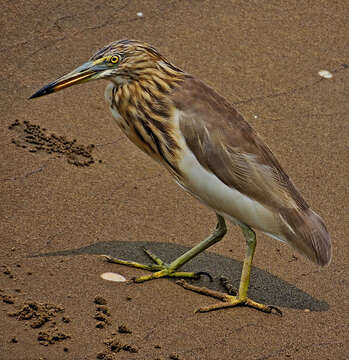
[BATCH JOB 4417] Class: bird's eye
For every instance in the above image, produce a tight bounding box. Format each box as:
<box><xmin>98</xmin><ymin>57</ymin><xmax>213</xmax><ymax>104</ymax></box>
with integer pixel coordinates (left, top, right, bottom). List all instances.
<box><xmin>110</xmin><ymin>55</ymin><xmax>120</xmax><ymax>64</ymax></box>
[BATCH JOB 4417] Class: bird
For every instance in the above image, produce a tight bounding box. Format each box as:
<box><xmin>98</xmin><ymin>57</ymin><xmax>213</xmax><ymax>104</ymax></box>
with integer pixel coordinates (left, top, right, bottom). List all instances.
<box><xmin>30</xmin><ymin>39</ymin><xmax>332</xmax><ymax>315</ymax></box>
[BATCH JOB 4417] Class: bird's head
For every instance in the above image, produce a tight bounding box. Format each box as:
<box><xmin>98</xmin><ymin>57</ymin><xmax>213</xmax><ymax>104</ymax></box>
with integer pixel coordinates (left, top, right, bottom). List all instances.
<box><xmin>30</xmin><ymin>39</ymin><xmax>183</xmax><ymax>99</ymax></box>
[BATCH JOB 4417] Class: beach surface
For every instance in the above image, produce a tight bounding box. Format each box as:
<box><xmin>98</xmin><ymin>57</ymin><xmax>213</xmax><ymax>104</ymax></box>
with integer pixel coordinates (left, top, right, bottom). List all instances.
<box><xmin>1</xmin><ymin>1</ymin><xmax>348</xmax><ymax>359</ymax></box>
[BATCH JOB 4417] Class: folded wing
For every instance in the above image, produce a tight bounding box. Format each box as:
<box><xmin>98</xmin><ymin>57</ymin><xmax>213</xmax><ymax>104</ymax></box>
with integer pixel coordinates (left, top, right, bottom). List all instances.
<box><xmin>172</xmin><ymin>76</ymin><xmax>332</xmax><ymax>266</ymax></box>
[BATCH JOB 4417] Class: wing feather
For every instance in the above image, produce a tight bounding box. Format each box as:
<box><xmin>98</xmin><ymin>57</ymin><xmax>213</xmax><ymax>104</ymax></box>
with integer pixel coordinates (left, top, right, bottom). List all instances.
<box><xmin>173</xmin><ymin>76</ymin><xmax>306</xmax><ymax>211</ymax></box>
<box><xmin>171</xmin><ymin>76</ymin><xmax>331</xmax><ymax>265</ymax></box>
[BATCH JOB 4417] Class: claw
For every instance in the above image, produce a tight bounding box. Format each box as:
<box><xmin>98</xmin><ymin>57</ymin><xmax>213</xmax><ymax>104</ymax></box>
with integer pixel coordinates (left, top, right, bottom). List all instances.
<box><xmin>194</xmin><ymin>271</ymin><xmax>213</xmax><ymax>282</ymax></box>
<box><xmin>101</xmin><ymin>255</ymin><xmax>112</xmax><ymax>262</ymax></box>
<box><xmin>219</xmin><ymin>277</ymin><xmax>237</xmax><ymax>295</ymax></box>
<box><xmin>268</xmin><ymin>305</ymin><xmax>283</xmax><ymax>317</ymax></box>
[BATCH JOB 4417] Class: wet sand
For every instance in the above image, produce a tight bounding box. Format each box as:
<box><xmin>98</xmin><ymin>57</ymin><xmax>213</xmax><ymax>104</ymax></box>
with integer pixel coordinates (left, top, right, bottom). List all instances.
<box><xmin>1</xmin><ymin>1</ymin><xmax>348</xmax><ymax>359</ymax></box>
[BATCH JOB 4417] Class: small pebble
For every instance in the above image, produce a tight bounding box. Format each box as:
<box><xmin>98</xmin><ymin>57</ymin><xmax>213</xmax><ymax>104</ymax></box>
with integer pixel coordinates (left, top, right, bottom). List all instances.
<box><xmin>10</xmin><ymin>337</ymin><xmax>18</xmax><ymax>343</ymax></box>
<box><xmin>118</xmin><ymin>324</ymin><xmax>132</xmax><ymax>334</ymax></box>
<box><xmin>137</xmin><ymin>12</ymin><xmax>143</xmax><ymax>17</ymax></box>
<box><xmin>101</xmin><ymin>272</ymin><xmax>126</xmax><ymax>282</ymax></box>
<box><xmin>62</xmin><ymin>316</ymin><xmax>71</xmax><ymax>323</ymax></box>
<box><xmin>169</xmin><ymin>353</ymin><xmax>181</xmax><ymax>360</ymax></box>
<box><xmin>318</xmin><ymin>70</ymin><xmax>333</xmax><ymax>79</ymax></box>
<box><xmin>94</xmin><ymin>295</ymin><xmax>107</xmax><ymax>305</ymax></box>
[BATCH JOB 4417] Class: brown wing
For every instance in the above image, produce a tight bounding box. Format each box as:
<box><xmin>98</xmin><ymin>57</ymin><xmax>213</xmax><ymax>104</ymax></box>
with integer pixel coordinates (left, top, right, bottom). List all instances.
<box><xmin>172</xmin><ymin>76</ymin><xmax>331</xmax><ymax>266</ymax></box>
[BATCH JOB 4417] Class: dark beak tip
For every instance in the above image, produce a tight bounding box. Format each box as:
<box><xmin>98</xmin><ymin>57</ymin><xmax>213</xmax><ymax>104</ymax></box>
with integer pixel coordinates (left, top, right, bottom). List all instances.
<box><xmin>29</xmin><ymin>92</ymin><xmax>43</xmax><ymax>100</ymax></box>
<box><xmin>28</xmin><ymin>66</ymin><xmax>96</xmax><ymax>100</ymax></box>
<box><xmin>28</xmin><ymin>86</ymin><xmax>53</xmax><ymax>100</ymax></box>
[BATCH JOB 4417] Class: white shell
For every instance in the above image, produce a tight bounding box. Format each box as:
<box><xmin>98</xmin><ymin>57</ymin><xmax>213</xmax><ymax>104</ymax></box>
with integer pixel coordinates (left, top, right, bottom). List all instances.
<box><xmin>318</xmin><ymin>70</ymin><xmax>333</xmax><ymax>79</ymax></box>
<box><xmin>100</xmin><ymin>272</ymin><xmax>127</xmax><ymax>282</ymax></box>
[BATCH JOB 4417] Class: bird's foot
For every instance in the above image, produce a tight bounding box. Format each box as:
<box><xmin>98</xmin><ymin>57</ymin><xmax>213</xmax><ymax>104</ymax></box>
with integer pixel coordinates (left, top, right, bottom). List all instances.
<box><xmin>102</xmin><ymin>248</ymin><xmax>212</xmax><ymax>283</ymax></box>
<box><xmin>176</xmin><ymin>280</ymin><xmax>282</xmax><ymax>316</ymax></box>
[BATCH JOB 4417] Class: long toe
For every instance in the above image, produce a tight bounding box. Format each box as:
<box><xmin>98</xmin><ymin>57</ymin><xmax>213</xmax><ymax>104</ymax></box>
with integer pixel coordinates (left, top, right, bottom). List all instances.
<box><xmin>102</xmin><ymin>255</ymin><xmax>202</xmax><ymax>283</ymax></box>
<box><xmin>177</xmin><ymin>280</ymin><xmax>282</xmax><ymax>315</ymax></box>
<box><xmin>132</xmin><ymin>269</ymin><xmax>203</xmax><ymax>283</ymax></box>
<box><xmin>198</xmin><ymin>296</ymin><xmax>282</xmax><ymax>315</ymax></box>
<box><xmin>102</xmin><ymin>255</ymin><xmax>163</xmax><ymax>271</ymax></box>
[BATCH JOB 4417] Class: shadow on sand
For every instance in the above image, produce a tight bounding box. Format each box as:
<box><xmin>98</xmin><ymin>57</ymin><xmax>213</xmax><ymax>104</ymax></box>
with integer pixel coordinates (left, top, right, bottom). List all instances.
<box><xmin>30</xmin><ymin>240</ymin><xmax>329</xmax><ymax>312</ymax></box>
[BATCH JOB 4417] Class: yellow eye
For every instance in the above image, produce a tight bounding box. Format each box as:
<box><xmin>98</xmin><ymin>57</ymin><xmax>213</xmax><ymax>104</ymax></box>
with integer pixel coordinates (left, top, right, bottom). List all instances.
<box><xmin>110</xmin><ymin>55</ymin><xmax>119</xmax><ymax>64</ymax></box>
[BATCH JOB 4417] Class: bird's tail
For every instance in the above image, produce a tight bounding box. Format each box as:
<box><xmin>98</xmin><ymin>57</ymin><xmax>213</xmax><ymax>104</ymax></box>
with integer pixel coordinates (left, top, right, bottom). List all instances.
<box><xmin>280</xmin><ymin>207</ymin><xmax>332</xmax><ymax>266</ymax></box>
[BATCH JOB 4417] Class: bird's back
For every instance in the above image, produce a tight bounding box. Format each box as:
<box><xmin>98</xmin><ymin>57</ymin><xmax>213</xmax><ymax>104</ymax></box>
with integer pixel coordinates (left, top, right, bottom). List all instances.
<box><xmin>171</xmin><ymin>76</ymin><xmax>332</xmax><ymax>266</ymax></box>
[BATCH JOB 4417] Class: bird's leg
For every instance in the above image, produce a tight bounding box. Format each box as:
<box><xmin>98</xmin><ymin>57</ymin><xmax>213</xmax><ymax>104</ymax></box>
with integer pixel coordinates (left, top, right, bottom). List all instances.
<box><xmin>103</xmin><ymin>214</ymin><xmax>227</xmax><ymax>283</ymax></box>
<box><xmin>177</xmin><ymin>225</ymin><xmax>282</xmax><ymax>316</ymax></box>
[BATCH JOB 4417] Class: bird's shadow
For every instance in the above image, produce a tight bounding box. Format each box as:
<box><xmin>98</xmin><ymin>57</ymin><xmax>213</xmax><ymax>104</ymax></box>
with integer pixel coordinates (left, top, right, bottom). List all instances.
<box><xmin>30</xmin><ymin>240</ymin><xmax>329</xmax><ymax>312</ymax></box>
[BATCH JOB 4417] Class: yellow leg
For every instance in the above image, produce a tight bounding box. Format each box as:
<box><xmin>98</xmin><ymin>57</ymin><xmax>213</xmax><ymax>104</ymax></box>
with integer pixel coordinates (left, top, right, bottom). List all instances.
<box><xmin>176</xmin><ymin>225</ymin><xmax>282</xmax><ymax>316</ymax></box>
<box><xmin>103</xmin><ymin>214</ymin><xmax>227</xmax><ymax>283</ymax></box>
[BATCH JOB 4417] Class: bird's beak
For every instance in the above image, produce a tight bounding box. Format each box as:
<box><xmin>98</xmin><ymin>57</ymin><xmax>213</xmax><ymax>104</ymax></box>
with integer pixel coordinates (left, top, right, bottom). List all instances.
<box><xmin>29</xmin><ymin>60</ymin><xmax>109</xmax><ymax>99</ymax></box>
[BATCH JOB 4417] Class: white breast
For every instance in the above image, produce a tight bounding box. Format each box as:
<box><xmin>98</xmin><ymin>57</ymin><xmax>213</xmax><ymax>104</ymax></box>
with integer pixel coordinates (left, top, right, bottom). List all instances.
<box><xmin>104</xmin><ymin>83</ymin><xmax>115</xmax><ymax>106</ymax></box>
<box><xmin>104</xmin><ymin>83</ymin><xmax>122</xmax><ymax>121</ymax></box>
<box><xmin>176</xmin><ymin>141</ymin><xmax>283</xmax><ymax>239</ymax></box>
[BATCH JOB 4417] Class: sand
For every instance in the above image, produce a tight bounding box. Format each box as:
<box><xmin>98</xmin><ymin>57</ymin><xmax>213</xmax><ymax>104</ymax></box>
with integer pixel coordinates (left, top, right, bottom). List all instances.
<box><xmin>1</xmin><ymin>1</ymin><xmax>348</xmax><ymax>359</ymax></box>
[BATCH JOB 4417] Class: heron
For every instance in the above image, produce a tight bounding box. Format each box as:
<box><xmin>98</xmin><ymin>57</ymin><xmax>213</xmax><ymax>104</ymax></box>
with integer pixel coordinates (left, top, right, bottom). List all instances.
<box><xmin>30</xmin><ymin>40</ymin><xmax>331</xmax><ymax>314</ymax></box>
